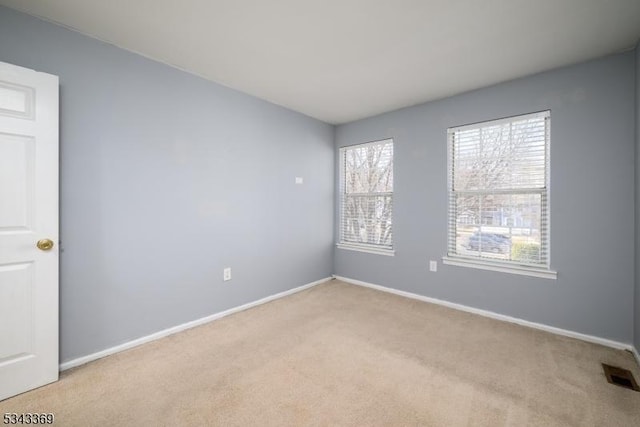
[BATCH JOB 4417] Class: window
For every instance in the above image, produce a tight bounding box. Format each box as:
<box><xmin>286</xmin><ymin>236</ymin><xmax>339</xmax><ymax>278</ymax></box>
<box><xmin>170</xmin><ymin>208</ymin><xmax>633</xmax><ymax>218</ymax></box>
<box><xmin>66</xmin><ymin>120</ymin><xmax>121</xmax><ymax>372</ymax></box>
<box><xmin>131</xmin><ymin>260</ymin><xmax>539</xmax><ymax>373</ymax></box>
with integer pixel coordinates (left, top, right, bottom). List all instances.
<box><xmin>443</xmin><ymin>111</ymin><xmax>556</xmax><ymax>279</ymax></box>
<box><xmin>338</xmin><ymin>139</ymin><xmax>394</xmax><ymax>255</ymax></box>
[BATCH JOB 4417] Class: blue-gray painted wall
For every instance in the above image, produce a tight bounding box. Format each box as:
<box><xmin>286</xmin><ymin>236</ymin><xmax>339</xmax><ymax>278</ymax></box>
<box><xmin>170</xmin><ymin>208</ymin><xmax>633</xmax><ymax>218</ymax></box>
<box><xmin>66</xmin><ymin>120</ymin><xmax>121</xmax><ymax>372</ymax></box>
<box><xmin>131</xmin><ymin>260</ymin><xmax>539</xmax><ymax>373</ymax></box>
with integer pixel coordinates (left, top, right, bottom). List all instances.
<box><xmin>335</xmin><ymin>52</ymin><xmax>636</xmax><ymax>344</ymax></box>
<box><xmin>0</xmin><ymin>6</ymin><xmax>335</xmax><ymax>362</ymax></box>
<box><xmin>635</xmin><ymin>41</ymin><xmax>640</xmax><ymax>353</ymax></box>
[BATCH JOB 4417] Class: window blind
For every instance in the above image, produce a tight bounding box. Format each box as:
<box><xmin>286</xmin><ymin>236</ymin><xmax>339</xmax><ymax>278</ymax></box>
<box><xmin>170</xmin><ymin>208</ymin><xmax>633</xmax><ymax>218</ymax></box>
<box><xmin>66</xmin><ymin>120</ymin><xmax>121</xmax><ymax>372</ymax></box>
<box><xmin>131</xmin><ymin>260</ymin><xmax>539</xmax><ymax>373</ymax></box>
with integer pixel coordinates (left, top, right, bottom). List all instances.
<box><xmin>447</xmin><ymin>111</ymin><xmax>550</xmax><ymax>267</ymax></box>
<box><xmin>339</xmin><ymin>139</ymin><xmax>394</xmax><ymax>250</ymax></box>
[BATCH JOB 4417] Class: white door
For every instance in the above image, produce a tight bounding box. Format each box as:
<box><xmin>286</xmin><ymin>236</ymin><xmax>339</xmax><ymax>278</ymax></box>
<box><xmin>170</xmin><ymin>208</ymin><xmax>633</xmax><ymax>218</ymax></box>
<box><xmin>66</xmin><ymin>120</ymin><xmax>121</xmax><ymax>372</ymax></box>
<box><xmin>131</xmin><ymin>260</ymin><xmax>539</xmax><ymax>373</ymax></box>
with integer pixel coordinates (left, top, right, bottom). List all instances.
<box><xmin>0</xmin><ymin>61</ymin><xmax>59</xmax><ymax>401</ymax></box>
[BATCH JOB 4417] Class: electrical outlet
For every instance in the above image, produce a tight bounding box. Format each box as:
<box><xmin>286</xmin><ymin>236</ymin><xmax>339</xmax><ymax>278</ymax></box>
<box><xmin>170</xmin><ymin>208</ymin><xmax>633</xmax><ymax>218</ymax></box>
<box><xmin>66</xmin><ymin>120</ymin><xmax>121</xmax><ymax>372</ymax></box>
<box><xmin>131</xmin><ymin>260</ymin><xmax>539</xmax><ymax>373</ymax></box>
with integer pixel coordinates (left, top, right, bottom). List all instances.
<box><xmin>295</xmin><ymin>177</ymin><xmax>303</xmax><ymax>184</ymax></box>
<box><xmin>429</xmin><ymin>260</ymin><xmax>437</xmax><ymax>272</ymax></box>
<box><xmin>223</xmin><ymin>267</ymin><xmax>231</xmax><ymax>281</ymax></box>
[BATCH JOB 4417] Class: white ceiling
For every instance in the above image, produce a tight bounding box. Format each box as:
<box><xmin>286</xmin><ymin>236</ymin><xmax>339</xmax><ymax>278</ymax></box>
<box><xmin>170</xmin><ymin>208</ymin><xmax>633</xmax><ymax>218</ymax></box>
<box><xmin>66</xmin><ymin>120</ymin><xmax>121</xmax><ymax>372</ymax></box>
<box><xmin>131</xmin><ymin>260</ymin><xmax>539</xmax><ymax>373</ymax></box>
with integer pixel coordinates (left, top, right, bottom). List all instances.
<box><xmin>1</xmin><ymin>1</ymin><xmax>639</xmax><ymax>124</ymax></box>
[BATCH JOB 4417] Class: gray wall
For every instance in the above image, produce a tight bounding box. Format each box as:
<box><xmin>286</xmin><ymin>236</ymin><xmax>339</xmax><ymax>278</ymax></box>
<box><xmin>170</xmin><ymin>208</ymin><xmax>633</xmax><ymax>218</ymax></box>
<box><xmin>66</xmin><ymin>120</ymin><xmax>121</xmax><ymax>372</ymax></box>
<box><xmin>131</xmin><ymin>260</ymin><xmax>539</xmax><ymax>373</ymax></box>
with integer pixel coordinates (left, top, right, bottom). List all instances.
<box><xmin>0</xmin><ymin>6</ymin><xmax>334</xmax><ymax>363</ymax></box>
<box><xmin>635</xmin><ymin>41</ymin><xmax>640</xmax><ymax>352</ymax></box>
<box><xmin>335</xmin><ymin>52</ymin><xmax>636</xmax><ymax>344</ymax></box>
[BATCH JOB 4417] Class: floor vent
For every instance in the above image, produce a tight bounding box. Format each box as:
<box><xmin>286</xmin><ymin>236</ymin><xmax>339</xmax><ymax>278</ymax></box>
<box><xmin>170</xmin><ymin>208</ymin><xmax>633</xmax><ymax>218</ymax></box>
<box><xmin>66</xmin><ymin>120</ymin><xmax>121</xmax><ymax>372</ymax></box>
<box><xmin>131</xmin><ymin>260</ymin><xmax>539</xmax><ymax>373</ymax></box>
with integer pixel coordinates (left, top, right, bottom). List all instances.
<box><xmin>602</xmin><ymin>364</ymin><xmax>639</xmax><ymax>392</ymax></box>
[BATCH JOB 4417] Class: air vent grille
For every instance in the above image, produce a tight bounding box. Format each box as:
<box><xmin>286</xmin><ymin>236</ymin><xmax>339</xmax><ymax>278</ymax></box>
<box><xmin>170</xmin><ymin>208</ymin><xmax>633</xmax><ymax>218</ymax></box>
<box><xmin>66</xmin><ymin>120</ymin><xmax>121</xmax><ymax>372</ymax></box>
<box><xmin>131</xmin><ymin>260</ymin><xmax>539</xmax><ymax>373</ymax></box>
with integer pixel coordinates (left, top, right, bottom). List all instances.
<box><xmin>602</xmin><ymin>364</ymin><xmax>639</xmax><ymax>392</ymax></box>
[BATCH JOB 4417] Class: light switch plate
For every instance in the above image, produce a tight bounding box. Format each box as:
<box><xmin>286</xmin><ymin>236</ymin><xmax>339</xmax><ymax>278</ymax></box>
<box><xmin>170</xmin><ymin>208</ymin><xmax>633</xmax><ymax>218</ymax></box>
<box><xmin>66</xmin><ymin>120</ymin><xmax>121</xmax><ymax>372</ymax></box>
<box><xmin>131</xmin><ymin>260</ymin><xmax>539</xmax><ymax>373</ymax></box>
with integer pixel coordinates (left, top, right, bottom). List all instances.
<box><xmin>429</xmin><ymin>260</ymin><xmax>437</xmax><ymax>272</ymax></box>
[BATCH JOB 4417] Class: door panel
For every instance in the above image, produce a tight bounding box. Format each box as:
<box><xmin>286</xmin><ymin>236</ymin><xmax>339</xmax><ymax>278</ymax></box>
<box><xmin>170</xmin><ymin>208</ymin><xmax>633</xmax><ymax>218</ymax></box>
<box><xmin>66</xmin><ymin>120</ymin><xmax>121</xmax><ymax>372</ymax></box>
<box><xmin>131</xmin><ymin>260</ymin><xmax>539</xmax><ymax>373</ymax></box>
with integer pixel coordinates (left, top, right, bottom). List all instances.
<box><xmin>0</xmin><ymin>133</ymin><xmax>34</xmax><ymax>229</ymax></box>
<box><xmin>0</xmin><ymin>263</ymin><xmax>34</xmax><ymax>362</ymax></box>
<box><xmin>0</xmin><ymin>61</ymin><xmax>58</xmax><ymax>401</ymax></box>
<box><xmin>0</xmin><ymin>81</ymin><xmax>34</xmax><ymax>119</ymax></box>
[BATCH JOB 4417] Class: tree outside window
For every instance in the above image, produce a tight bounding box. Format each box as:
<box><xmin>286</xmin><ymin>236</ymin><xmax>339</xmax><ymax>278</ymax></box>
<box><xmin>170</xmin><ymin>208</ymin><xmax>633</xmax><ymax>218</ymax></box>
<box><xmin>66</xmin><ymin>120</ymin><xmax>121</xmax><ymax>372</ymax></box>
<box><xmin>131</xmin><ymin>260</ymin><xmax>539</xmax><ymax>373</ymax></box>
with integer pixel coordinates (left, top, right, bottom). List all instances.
<box><xmin>339</xmin><ymin>139</ymin><xmax>393</xmax><ymax>252</ymax></box>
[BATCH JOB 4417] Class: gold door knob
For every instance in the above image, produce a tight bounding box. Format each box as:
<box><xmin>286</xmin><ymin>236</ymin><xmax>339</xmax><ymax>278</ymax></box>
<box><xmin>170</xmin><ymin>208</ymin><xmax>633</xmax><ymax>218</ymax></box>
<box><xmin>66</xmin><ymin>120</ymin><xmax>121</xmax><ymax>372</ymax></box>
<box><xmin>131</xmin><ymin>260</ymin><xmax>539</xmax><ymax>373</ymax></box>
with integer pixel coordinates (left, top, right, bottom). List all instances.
<box><xmin>37</xmin><ymin>238</ymin><xmax>54</xmax><ymax>251</ymax></box>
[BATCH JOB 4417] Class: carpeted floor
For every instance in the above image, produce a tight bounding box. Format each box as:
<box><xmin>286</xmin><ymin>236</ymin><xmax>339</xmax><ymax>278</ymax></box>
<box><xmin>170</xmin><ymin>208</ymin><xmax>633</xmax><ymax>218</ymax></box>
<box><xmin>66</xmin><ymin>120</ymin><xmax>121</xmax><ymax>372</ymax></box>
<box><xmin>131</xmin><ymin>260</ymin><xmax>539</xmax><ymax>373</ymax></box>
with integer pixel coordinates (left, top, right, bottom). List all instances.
<box><xmin>1</xmin><ymin>279</ymin><xmax>639</xmax><ymax>426</ymax></box>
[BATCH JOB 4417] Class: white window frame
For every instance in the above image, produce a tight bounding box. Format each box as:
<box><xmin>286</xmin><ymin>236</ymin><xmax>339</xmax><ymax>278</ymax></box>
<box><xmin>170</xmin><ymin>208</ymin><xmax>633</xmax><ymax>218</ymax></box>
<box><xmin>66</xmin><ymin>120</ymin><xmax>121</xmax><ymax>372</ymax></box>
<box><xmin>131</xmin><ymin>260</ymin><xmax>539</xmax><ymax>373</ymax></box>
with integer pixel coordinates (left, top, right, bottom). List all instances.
<box><xmin>337</xmin><ymin>138</ymin><xmax>394</xmax><ymax>256</ymax></box>
<box><xmin>442</xmin><ymin>111</ymin><xmax>557</xmax><ymax>279</ymax></box>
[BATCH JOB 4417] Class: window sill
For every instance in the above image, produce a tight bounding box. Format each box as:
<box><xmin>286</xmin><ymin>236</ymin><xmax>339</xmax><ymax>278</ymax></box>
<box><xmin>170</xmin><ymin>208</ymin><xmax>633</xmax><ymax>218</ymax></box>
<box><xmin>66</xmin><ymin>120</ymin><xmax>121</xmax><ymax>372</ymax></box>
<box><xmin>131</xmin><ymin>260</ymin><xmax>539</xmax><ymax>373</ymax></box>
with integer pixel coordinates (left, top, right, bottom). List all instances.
<box><xmin>442</xmin><ymin>256</ymin><xmax>557</xmax><ymax>279</ymax></box>
<box><xmin>336</xmin><ymin>243</ymin><xmax>395</xmax><ymax>257</ymax></box>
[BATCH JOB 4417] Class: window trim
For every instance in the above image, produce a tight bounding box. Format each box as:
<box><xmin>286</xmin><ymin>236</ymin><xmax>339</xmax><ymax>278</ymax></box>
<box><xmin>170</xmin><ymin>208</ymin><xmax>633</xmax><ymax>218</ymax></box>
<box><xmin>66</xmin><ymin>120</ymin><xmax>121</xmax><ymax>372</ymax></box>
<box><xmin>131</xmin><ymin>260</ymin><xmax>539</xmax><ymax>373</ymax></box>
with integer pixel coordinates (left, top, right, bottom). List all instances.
<box><xmin>442</xmin><ymin>256</ymin><xmax>557</xmax><ymax>279</ymax></box>
<box><xmin>445</xmin><ymin>111</ymin><xmax>555</xmax><ymax>278</ymax></box>
<box><xmin>337</xmin><ymin>138</ymin><xmax>394</xmax><ymax>256</ymax></box>
<box><xmin>336</xmin><ymin>243</ymin><xmax>395</xmax><ymax>256</ymax></box>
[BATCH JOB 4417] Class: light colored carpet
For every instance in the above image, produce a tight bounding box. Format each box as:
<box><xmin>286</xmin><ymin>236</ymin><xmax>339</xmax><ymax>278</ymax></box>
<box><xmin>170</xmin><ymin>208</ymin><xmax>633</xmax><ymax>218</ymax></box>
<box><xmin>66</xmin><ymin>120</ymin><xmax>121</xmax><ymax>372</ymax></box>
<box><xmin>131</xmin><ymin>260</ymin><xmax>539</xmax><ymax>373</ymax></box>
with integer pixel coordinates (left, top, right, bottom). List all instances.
<box><xmin>1</xmin><ymin>279</ymin><xmax>639</xmax><ymax>426</ymax></box>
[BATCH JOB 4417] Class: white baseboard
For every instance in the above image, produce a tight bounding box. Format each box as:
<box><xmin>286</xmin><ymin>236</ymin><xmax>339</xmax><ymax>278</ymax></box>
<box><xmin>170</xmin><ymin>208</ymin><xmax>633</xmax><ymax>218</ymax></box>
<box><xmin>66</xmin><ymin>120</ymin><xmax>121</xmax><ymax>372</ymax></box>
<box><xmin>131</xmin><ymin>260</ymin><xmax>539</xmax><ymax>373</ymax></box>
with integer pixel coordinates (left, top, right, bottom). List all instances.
<box><xmin>334</xmin><ymin>275</ymin><xmax>635</xmax><ymax>353</ymax></box>
<box><xmin>60</xmin><ymin>277</ymin><xmax>332</xmax><ymax>371</ymax></box>
<box><xmin>632</xmin><ymin>346</ymin><xmax>640</xmax><ymax>367</ymax></box>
